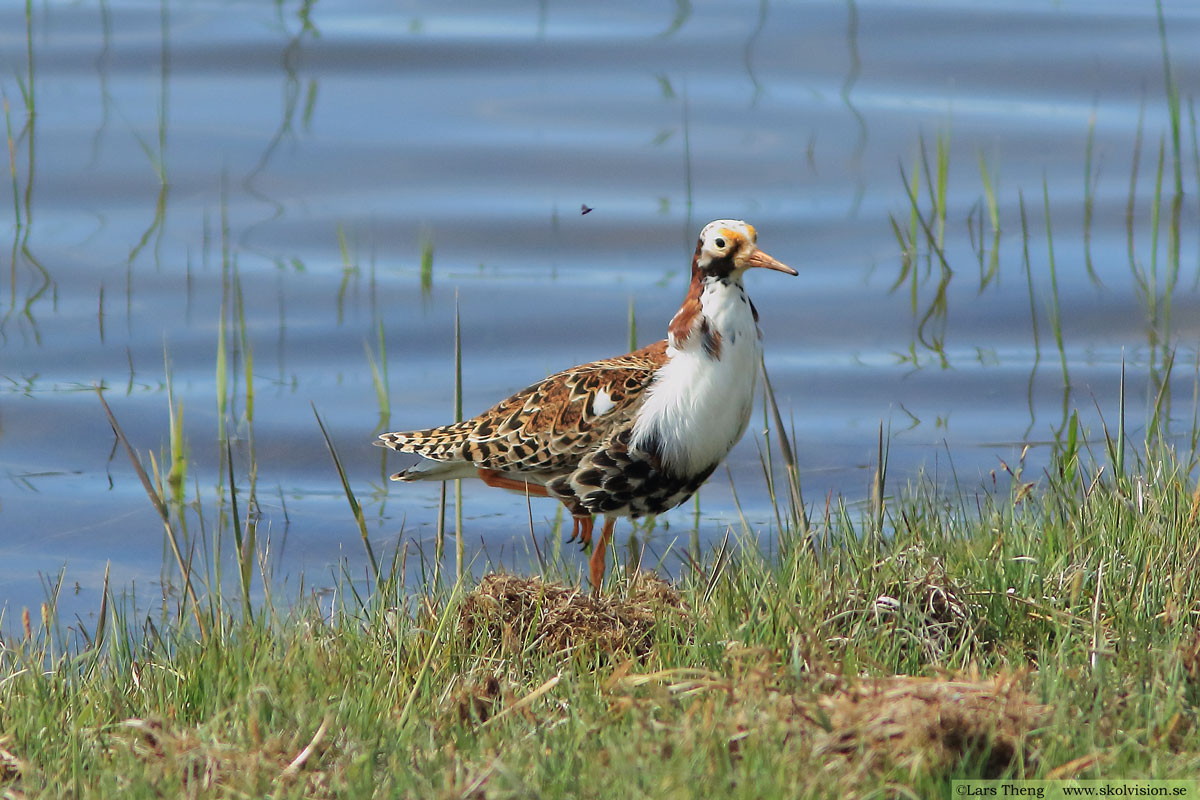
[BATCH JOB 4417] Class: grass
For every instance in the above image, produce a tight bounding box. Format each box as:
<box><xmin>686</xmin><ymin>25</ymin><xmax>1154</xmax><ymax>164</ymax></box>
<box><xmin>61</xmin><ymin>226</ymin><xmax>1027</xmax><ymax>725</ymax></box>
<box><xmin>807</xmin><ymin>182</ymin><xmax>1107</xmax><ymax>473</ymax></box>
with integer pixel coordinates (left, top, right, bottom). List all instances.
<box><xmin>5</xmin><ymin>423</ymin><xmax>1200</xmax><ymax>797</ymax></box>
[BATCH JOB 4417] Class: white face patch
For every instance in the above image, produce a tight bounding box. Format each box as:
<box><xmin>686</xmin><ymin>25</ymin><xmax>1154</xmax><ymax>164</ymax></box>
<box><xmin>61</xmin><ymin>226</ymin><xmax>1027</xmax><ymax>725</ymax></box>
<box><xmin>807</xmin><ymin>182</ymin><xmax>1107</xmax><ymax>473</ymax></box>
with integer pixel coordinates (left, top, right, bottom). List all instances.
<box><xmin>697</xmin><ymin>219</ymin><xmax>755</xmax><ymax>266</ymax></box>
<box><xmin>591</xmin><ymin>389</ymin><xmax>616</xmax><ymax>416</ymax></box>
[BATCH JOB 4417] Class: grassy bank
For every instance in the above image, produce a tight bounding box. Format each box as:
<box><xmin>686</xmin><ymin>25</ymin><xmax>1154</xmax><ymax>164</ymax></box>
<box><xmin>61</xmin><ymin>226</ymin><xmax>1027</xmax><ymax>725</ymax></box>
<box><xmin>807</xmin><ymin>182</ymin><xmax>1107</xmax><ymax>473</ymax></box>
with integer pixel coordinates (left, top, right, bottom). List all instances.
<box><xmin>3</xmin><ymin>429</ymin><xmax>1200</xmax><ymax>798</ymax></box>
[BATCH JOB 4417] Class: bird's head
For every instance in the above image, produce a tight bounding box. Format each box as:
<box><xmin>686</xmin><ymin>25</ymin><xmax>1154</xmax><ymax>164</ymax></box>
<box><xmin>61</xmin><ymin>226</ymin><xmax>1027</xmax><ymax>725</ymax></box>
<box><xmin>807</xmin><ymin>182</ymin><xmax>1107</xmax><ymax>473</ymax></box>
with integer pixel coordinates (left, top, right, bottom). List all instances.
<box><xmin>693</xmin><ymin>219</ymin><xmax>797</xmax><ymax>280</ymax></box>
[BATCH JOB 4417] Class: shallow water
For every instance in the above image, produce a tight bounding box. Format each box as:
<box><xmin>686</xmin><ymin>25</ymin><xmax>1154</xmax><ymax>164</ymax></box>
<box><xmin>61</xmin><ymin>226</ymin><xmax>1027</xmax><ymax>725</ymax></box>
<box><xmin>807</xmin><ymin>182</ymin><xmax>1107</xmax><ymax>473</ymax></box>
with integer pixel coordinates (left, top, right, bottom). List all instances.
<box><xmin>2</xmin><ymin>0</ymin><xmax>1199</xmax><ymax>626</ymax></box>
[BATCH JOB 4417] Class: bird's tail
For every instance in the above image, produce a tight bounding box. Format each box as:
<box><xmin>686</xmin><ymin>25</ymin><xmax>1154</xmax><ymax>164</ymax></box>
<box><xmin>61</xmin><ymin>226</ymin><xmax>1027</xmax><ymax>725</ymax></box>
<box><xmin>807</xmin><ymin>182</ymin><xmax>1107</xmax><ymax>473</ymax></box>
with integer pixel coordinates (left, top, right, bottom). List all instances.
<box><xmin>376</xmin><ymin>422</ymin><xmax>476</xmax><ymax>458</ymax></box>
<box><xmin>376</xmin><ymin>424</ymin><xmax>481</xmax><ymax>482</ymax></box>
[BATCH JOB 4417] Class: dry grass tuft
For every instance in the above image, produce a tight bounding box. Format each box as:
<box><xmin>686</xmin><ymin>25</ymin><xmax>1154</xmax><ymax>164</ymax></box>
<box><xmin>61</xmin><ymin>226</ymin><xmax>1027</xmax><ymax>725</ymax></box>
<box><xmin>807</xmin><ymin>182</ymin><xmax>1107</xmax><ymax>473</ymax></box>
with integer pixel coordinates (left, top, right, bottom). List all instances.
<box><xmin>112</xmin><ymin>716</ymin><xmax>335</xmax><ymax>797</ymax></box>
<box><xmin>832</xmin><ymin>545</ymin><xmax>981</xmax><ymax>661</ymax></box>
<box><xmin>450</xmin><ymin>674</ymin><xmax>505</xmax><ymax>724</ymax></box>
<box><xmin>814</xmin><ymin>673</ymin><xmax>1047</xmax><ymax>778</ymax></box>
<box><xmin>600</xmin><ymin>651</ymin><xmax>1047</xmax><ymax>785</ymax></box>
<box><xmin>456</xmin><ymin>572</ymin><xmax>686</xmax><ymax>660</ymax></box>
<box><xmin>1177</xmin><ymin>627</ymin><xmax>1200</xmax><ymax>684</ymax></box>
<box><xmin>0</xmin><ymin>737</ymin><xmax>24</xmax><ymax>785</ymax></box>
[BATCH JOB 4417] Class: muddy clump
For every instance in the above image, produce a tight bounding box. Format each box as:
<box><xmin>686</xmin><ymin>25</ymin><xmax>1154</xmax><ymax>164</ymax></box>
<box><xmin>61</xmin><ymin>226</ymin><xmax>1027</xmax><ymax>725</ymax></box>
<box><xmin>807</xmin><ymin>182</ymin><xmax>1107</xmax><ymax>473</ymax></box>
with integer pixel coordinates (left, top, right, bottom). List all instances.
<box><xmin>814</xmin><ymin>673</ymin><xmax>1046</xmax><ymax>778</ymax></box>
<box><xmin>456</xmin><ymin>572</ymin><xmax>686</xmax><ymax>660</ymax></box>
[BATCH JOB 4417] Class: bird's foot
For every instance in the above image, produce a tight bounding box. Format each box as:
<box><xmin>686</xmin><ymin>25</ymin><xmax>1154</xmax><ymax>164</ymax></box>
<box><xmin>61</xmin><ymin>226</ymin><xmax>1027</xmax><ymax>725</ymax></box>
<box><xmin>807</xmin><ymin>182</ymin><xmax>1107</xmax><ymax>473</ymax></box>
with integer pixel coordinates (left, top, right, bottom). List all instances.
<box><xmin>567</xmin><ymin>516</ymin><xmax>594</xmax><ymax>551</ymax></box>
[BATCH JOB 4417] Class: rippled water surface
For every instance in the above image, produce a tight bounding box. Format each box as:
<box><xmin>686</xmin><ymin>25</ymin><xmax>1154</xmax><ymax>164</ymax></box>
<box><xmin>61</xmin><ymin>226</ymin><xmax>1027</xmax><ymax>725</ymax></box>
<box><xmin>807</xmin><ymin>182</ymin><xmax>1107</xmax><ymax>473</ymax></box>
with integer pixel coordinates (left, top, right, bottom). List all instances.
<box><xmin>3</xmin><ymin>0</ymin><xmax>1199</xmax><ymax>622</ymax></box>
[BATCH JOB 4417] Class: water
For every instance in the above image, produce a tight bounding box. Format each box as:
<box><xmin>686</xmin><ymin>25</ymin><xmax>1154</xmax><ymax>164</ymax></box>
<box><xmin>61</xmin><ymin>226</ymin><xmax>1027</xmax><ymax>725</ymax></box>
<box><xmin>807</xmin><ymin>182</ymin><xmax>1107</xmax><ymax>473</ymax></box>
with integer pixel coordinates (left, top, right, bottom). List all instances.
<box><xmin>2</xmin><ymin>0</ymin><xmax>1199</xmax><ymax>625</ymax></box>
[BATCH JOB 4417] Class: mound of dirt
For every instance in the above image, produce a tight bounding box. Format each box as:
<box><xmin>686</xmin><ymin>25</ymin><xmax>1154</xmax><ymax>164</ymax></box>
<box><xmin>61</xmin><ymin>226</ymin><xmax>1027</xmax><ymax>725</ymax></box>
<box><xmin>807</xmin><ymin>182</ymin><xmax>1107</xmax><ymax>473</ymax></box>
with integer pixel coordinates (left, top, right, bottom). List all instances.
<box><xmin>814</xmin><ymin>673</ymin><xmax>1046</xmax><ymax>778</ymax></box>
<box><xmin>456</xmin><ymin>572</ymin><xmax>686</xmax><ymax>659</ymax></box>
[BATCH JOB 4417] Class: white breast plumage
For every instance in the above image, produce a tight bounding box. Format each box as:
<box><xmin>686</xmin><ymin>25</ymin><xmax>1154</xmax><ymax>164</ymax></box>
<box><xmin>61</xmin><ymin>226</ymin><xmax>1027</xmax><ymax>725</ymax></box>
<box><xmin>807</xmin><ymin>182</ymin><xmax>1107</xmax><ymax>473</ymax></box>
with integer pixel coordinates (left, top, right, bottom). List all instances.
<box><xmin>631</xmin><ymin>278</ymin><xmax>762</xmax><ymax>476</ymax></box>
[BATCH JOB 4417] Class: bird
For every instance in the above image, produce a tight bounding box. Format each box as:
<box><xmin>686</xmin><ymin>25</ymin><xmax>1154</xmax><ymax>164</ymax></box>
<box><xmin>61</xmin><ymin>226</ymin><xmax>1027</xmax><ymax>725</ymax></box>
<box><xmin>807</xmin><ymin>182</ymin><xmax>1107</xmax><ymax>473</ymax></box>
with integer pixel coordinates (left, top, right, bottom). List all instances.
<box><xmin>376</xmin><ymin>219</ymin><xmax>796</xmax><ymax>593</ymax></box>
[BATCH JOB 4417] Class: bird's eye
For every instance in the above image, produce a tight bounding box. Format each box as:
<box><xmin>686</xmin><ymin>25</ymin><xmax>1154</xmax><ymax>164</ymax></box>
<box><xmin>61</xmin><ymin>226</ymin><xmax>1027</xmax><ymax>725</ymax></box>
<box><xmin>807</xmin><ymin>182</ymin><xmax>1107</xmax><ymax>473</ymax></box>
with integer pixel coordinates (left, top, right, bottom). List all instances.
<box><xmin>714</xmin><ymin>237</ymin><xmax>726</xmax><ymax>249</ymax></box>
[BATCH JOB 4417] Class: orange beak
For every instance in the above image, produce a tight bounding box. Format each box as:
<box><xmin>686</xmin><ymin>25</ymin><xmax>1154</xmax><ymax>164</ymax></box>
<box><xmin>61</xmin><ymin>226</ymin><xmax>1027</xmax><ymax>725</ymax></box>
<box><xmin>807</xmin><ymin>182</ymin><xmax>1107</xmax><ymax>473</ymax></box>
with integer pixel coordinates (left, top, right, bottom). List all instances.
<box><xmin>745</xmin><ymin>248</ymin><xmax>798</xmax><ymax>276</ymax></box>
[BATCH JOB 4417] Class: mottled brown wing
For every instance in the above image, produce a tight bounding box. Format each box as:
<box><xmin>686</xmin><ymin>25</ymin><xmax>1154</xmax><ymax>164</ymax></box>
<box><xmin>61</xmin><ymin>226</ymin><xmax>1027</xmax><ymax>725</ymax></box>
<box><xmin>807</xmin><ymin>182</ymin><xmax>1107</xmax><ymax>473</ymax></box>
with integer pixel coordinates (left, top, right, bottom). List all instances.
<box><xmin>378</xmin><ymin>340</ymin><xmax>668</xmax><ymax>474</ymax></box>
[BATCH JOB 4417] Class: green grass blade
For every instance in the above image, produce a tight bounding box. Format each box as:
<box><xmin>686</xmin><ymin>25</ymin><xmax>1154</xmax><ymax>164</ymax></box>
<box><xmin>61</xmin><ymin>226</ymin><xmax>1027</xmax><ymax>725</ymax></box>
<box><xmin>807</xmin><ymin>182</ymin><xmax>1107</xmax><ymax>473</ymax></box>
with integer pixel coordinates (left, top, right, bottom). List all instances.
<box><xmin>454</xmin><ymin>291</ymin><xmax>464</xmax><ymax>580</ymax></box>
<box><xmin>96</xmin><ymin>387</ymin><xmax>206</xmax><ymax>640</ymax></box>
<box><xmin>420</xmin><ymin>238</ymin><xmax>434</xmax><ymax>297</ymax></box>
<box><xmin>1042</xmin><ymin>176</ymin><xmax>1069</xmax><ymax>388</ymax></box>
<box><xmin>312</xmin><ymin>403</ymin><xmax>380</xmax><ymax>585</ymax></box>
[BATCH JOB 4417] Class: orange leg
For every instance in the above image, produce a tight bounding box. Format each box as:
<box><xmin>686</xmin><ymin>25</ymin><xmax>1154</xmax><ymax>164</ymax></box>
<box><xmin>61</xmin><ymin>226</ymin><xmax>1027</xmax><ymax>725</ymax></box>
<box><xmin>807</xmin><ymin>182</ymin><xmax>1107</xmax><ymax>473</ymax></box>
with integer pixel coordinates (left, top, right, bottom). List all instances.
<box><xmin>588</xmin><ymin>517</ymin><xmax>616</xmax><ymax>595</ymax></box>
<box><xmin>477</xmin><ymin>468</ymin><xmax>553</xmax><ymax>499</ymax></box>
